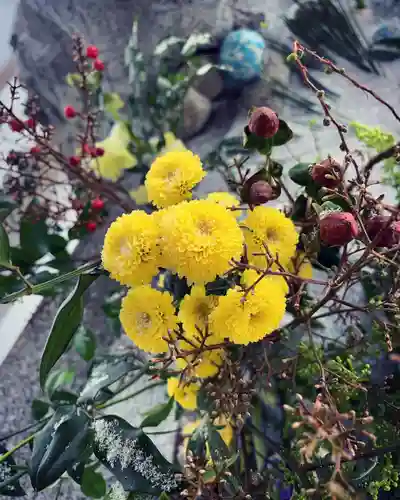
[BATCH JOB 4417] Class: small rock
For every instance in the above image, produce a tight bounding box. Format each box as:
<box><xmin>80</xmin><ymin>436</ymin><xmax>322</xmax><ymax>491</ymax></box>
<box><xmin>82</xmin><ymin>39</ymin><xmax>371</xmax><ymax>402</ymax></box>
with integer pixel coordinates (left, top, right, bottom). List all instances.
<box><xmin>178</xmin><ymin>87</ymin><xmax>212</xmax><ymax>139</ymax></box>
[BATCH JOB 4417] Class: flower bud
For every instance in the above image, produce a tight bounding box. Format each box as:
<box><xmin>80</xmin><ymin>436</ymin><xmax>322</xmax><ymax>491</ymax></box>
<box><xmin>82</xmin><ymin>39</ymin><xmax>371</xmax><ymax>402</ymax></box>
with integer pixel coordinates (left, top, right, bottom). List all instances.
<box><xmin>86</xmin><ymin>45</ymin><xmax>99</xmax><ymax>59</ymax></box>
<box><xmin>365</xmin><ymin>215</ymin><xmax>399</xmax><ymax>247</ymax></box>
<box><xmin>249</xmin><ymin>180</ymin><xmax>275</xmax><ymax>205</ymax></box>
<box><xmin>248</xmin><ymin>107</ymin><xmax>279</xmax><ymax>138</ymax></box>
<box><xmin>311</xmin><ymin>157</ymin><xmax>342</xmax><ymax>188</ymax></box>
<box><xmin>319</xmin><ymin>212</ymin><xmax>358</xmax><ymax>246</ymax></box>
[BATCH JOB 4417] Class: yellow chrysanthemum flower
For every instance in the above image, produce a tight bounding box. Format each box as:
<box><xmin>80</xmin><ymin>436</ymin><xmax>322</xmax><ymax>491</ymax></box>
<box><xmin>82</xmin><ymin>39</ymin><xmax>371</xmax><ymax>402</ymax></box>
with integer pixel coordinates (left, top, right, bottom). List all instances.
<box><xmin>241</xmin><ymin>268</ymin><xmax>289</xmax><ymax>296</ymax></box>
<box><xmin>145</xmin><ymin>150</ymin><xmax>206</xmax><ymax>208</ymax></box>
<box><xmin>242</xmin><ymin>280</ymin><xmax>286</xmax><ymax>344</ymax></box>
<box><xmin>161</xmin><ymin>200</ymin><xmax>244</xmax><ymax>283</ymax></box>
<box><xmin>206</xmin><ymin>192</ymin><xmax>241</xmax><ymax>218</ymax></box>
<box><xmin>167</xmin><ymin>378</ymin><xmax>199</xmax><ymax>410</ymax></box>
<box><xmin>243</xmin><ymin>206</ymin><xmax>298</xmax><ymax>268</ymax></box>
<box><xmin>176</xmin><ymin>347</ymin><xmax>224</xmax><ymax>378</ymax></box>
<box><xmin>91</xmin><ymin>123</ymin><xmax>137</xmax><ymax>181</ymax></box>
<box><xmin>102</xmin><ymin>211</ymin><xmax>160</xmax><ymax>286</ymax></box>
<box><xmin>120</xmin><ymin>286</ymin><xmax>177</xmax><ymax>353</ymax></box>
<box><xmin>287</xmin><ymin>252</ymin><xmax>313</xmax><ymax>281</ymax></box>
<box><xmin>210</xmin><ymin>279</ymin><xmax>286</xmax><ymax>345</ymax></box>
<box><xmin>178</xmin><ymin>286</ymin><xmax>219</xmax><ymax>336</ymax></box>
<box><xmin>209</xmin><ymin>288</ymin><xmax>249</xmax><ymax>342</ymax></box>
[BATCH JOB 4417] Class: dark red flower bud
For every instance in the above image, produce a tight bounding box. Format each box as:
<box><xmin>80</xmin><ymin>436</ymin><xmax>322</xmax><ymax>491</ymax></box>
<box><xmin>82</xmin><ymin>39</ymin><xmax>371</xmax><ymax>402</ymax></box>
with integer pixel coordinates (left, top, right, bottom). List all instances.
<box><xmin>249</xmin><ymin>180</ymin><xmax>275</xmax><ymax>206</ymax></box>
<box><xmin>25</xmin><ymin>117</ymin><xmax>36</xmax><ymax>129</ymax></box>
<box><xmin>248</xmin><ymin>107</ymin><xmax>279</xmax><ymax>138</ymax></box>
<box><xmin>86</xmin><ymin>45</ymin><xmax>99</xmax><ymax>59</ymax></box>
<box><xmin>91</xmin><ymin>198</ymin><xmax>104</xmax><ymax>211</ymax></box>
<box><xmin>86</xmin><ymin>221</ymin><xmax>97</xmax><ymax>232</ymax></box>
<box><xmin>366</xmin><ymin>216</ymin><xmax>400</xmax><ymax>247</ymax></box>
<box><xmin>30</xmin><ymin>146</ymin><xmax>41</xmax><ymax>154</ymax></box>
<box><xmin>320</xmin><ymin>212</ymin><xmax>358</xmax><ymax>246</ymax></box>
<box><xmin>64</xmin><ymin>105</ymin><xmax>77</xmax><ymax>119</ymax></box>
<box><xmin>93</xmin><ymin>59</ymin><xmax>105</xmax><ymax>71</ymax></box>
<box><xmin>9</xmin><ymin>119</ymin><xmax>24</xmax><ymax>132</ymax></box>
<box><xmin>94</xmin><ymin>147</ymin><xmax>105</xmax><ymax>157</ymax></box>
<box><xmin>311</xmin><ymin>157</ymin><xmax>342</xmax><ymax>188</ymax></box>
<box><xmin>69</xmin><ymin>155</ymin><xmax>81</xmax><ymax>167</ymax></box>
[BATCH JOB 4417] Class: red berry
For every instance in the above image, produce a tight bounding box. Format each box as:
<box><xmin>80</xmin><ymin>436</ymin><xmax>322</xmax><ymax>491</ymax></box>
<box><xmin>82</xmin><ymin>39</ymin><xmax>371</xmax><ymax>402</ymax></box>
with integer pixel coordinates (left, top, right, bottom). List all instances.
<box><xmin>64</xmin><ymin>105</ymin><xmax>77</xmax><ymax>119</ymax></box>
<box><xmin>82</xmin><ymin>143</ymin><xmax>91</xmax><ymax>155</ymax></box>
<box><xmin>30</xmin><ymin>146</ymin><xmax>41</xmax><ymax>154</ymax></box>
<box><xmin>86</xmin><ymin>45</ymin><xmax>99</xmax><ymax>59</ymax></box>
<box><xmin>91</xmin><ymin>198</ymin><xmax>104</xmax><ymax>211</ymax></box>
<box><xmin>94</xmin><ymin>59</ymin><xmax>105</xmax><ymax>71</ymax></box>
<box><xmin>25</xmin><ymin>117</ymin><xmax>36</xmax><ymax>129</ymax></box>
<box><xmin>248</xmin><ymin>180</ymin><xmax>275</xmax><ymax>206</ymax></box>
<box><xmin>311</xmin><ymin>158</ymin><xmax>342</xmax><ymax>188</ymax></box>
<box><xmin>86</xmin><ymin>221</ymin><xmax>97</xmax><ymax>232</ymax></box>
<box><xmin>248</xmin><ymin>107</ymin><xmax>280</xmax><ymax>138</ymax></box>
<box><xmin>69</xmin><ymin>155</ymin><xmax>81</xmax><ymax>167</ymax></box>
<box><xmin>9</xmin><ymin>119</ymin><xmax>24</xmax><ymax>132</ymax></box>
<box><xmin>319</xmin><ymin>212</ymin><xmax>359</xmax><ymax>247</ymax></box>
<box><xmin>95</xmin><ymin>147</ymin><xmax>105</xmax><ymax>157</ymax></box>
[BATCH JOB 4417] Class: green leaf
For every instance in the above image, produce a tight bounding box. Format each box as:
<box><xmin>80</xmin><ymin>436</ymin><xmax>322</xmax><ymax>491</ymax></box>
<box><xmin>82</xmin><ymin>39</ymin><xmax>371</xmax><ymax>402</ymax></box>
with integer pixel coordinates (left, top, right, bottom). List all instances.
<box><xmin>0</xmin><ymin>194</ymin><xmax>17</xmax><ymax>223</ymax></box>
<box><xmin>93</xmin><ymin>415</ymin><xmax>177</xmax><ymax>494</ymax></box>
<box><xmin>78</xmin><ymin>354</ymin><xmax>139</xmax><ymax>403</ymax></box>
<box><xmin>30</xmin><ymin>407</ymin><xmax>92</xmax><ymax>491</ymax></box>
<box><xmin>288</xmin><ymin>163</ymin><xmax>313</xmax><ymax>186</ymax></box>
<box><xmin>243</xmin><ymin>126</ymin><xmax>272</xmax><ymax>156</ymax></box>
<box><xmin>81</xmin><ymin>467</ymin><xmax>107</xmax><ymax>498</ymax></box>
<box><xmin>0</xmin><ymin>444</ymin><xmax>26</xmax><ymax>496</ymax></box>
<box><xmin>272</xmin><ymin>119</ymin><xmax>294</xmax><ymax>146</ymax></box>
<box><xmin>45</xmin><ymin>369</ymin><xmax>75</xmax><ymax>397</ymax></box>
<box><xmin>0</xmin><ymin>223</ymin><xmax>10</xmax><ymax>265</ymax></box>
<box><xmin>65</xmin><ymin>72</ymin><xmax>83</xmax><ymax>87</ymax></box>
<box><xmin>50</xmin><ymin>389</ymin><xmax>78</xmax><ymax>406</ymax></box>
<box><xmin>31</xmin><ymin>399</ymin><xmax>50</xmax><ymax>421</ymax></box>
<box><xmin>39</xmin><ymin>273</ymin><xmax>98</xmax><ymax>389</ymax></box>
<box><xmin>181</xmin><ymin>33</ymin><xmax>212</xmax><ymax>57</ymax></box>
<box><xmin>140</xmin><ymin>397</ymin><xmax>174</xmax><ymax>428</ymax></box>
<box><xmin>73</xmin><ymin>326</ymin><xmax>96</xmax><ymax>361</ymax></box>
<box><xmin>103</xmin><ymin>92</ymin><xmax>125</xmax><ymax>121</ymax></box>
<box><xmin>68</xmin><ymin>461</ymin><xmax>85</xmax><ymax>485</ymax></box>
<box><xmin>20</xmin><ymin>215</ymin><xmax>49</xmax><ymax>262</ymax></box>
<box><xmin>47</xmin><ymin>234</ymin><xmax>68</xmax><ymax>255</ymax></box>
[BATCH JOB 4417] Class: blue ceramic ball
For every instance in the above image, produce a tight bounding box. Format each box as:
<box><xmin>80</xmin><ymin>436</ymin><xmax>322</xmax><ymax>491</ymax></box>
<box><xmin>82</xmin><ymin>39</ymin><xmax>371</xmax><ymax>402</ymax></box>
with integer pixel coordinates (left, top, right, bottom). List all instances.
<box><xmin>220</xmin><ymin>29</ymin><xmax>266</xmax><ymax>83</ymax></box>
<box><xmin>372</xmin><ymin>23</ymin><xmax>400</xmax><ymax>44</ymax></box>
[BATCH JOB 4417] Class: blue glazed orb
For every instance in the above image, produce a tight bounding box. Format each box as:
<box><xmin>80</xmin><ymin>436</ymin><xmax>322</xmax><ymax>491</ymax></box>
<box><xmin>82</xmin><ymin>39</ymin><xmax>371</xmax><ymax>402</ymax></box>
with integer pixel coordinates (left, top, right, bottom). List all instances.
<box><xmin>220</xmin><ymin>29</ymin><xmax>266</xmax><ymax>83</ymax></box>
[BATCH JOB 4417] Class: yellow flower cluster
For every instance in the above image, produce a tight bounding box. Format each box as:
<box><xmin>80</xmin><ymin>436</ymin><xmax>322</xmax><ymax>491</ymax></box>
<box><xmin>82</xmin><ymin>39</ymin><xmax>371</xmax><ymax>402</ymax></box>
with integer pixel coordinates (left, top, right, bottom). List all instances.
<box><xmin>101</xmin><ymin>147</ymin><xmax>314</xmax><ymax>413</ymax></box>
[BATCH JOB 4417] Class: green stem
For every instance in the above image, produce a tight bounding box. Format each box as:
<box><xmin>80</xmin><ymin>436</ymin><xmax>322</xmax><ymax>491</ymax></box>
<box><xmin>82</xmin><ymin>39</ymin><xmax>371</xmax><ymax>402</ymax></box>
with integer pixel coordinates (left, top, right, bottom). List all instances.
<box><xmin>0</xmin><ymin>469</ymin><xmax>27</xmax><ymax>490</ymax></box>
<box><xmin>96</xmin><ymin>381</ymin><xmax>164</xmax><ymax>410</ymax></box>
<box><xmin>0</xmin><ymin>434</ymin><xmax>35</xmax><ymax>464</ymax></box>
<box><xmin>1</xmin><ymin>258</ymin><xmax>101</xmax><ymax>304</ymax></box>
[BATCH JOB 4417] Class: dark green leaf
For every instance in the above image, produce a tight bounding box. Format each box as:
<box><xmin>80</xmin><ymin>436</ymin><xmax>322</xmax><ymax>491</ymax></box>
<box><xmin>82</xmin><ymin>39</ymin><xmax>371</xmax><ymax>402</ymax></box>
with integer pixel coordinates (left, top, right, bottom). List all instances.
<box><xmin>0</xmin><ymin>224</ymin><xmax>10</xmax><ymax>265</ymax></box>
<box><xmin>207</xmin><ymin>424</ymin><xmax>230</xmax><ymax>466</ymax></box>
<box><xmin>50</xmin><ymin>389</ymin><xmax>78</xmax><ymax>406</ymax></box>
<box><xmin>0</xmin><ymin>194</ymin><xmax>17</xmax><ymax>223</ymax></box>
<box><xmin>0</xmin><ymin>444</ymin><xmax>26</xmax><ymax>496</ymax></box>
<box><xmin>47</xmin><ymin>234</ymin><xmax>68</xmax><ymax>255</ymax></box>
<box><xmin>8</xmin><ymin>247</ymin><xmax>32</xmax><ymax>274</ymax></box>
<box><xmin>73</xmin><ymin>326</ymin><xmax>96</xmax><ymax>361</ymax></box>
<box><xmin>31</xmin><ymin>399</ymin><xmax>50</xmax><ymax>421</ymax></box>
<box><xmin>271</xmin><ymin>119</ymin><xmax>294</xmax><ymax>147</ymax></box>
<box><xmin>288</xmin><ymin>163</ymin><xmax>312</xmax><ymax>187</ymax></box>
<box><xmin>140</xmin><ymin>397</ymin><xmax>174</xmax><ymax>428</ymax></box>
<box><xmin>243</xmin><ymin>126</ymin><xmax>272</xmax><ymax>156</ymax></box>
<box><xmin>45</xmin><ymin>369</ymin><xmax>75</xmax><ymax>397</ymax></box>
<box><xmin>30</xmin><ymin>407</ymin><xmax>92</xmax><ymax>491</ymax></box>
<box><xmin>93</xmin><ymin>415</ymin><xmax>177</xmax><ymax>494</ymax></box>
<box><xmin>68</xmin><ymin>461</ymin><xmax>85</xmax><ymax>485</ymax></box>
<box><xmin>316</xmin><ymin>246</ymin><xmax>341</xmax><ymax>269</ymax></box>
<box><xmin>78</xmin><ymin>354</ymin><xmax>139</xmax><ymax>403</ymax></box>
<box><xmin>40</xmin><ymin>273</ymin><xmax>98</xmax><ymax>389</ymax></box>
<box><xmin>81</xmin><ymin>467</ymin><xmax>107</xmax><ymax>498</ymax></box>
<box><xmin>320</xmin><ymin>201</ymin><xmax>343</xmax><ymax>215</ymax></box>
<box><xmin>291</xmin><ymin>195</ymin><xmax>308</xmax><ymax>222</ymax></box>
<box><xmin>20</xmin><ymin>216</ymin><xmax>49</xmax><ymax>262</ymax></box>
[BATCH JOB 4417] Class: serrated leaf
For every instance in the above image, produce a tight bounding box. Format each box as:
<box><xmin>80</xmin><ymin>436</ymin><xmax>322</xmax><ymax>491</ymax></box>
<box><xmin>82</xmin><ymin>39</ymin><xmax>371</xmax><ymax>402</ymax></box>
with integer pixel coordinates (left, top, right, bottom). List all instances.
<box><xmin>73</xmin><ymin>326</ymin><xmax>96</xmax><ymax>361</ymax></box>
<box><xmin>81</xmin><ymin>467</ymin><xmax>107</xmax><ymax>498</ymax></box>
<box><xmin>0</xmin><ymin>444</ymin><xmax>26</xmax><ymax>496</ymax></box>
<box><xmin>0</xmin><ymin>223</ymin><xmax>10</xmax><ymax>265</ymax></box>
<box><xmin>140</xmin><ymin>397</ymin><xmax>173</xmax><ymax>428</ymax></box>
<box><xmin>93</xmin><ymin>415</ymin><xmax>177</xmax><ymax>494</ymax></box>
<box><xmin>30</xmin><ymin>407</ymin><xmax>92</xmax><ymax>491</ymax></box>
<box><xmin>39</xmin><ymin>273</ymin><xmax>98</xmax><ymax>389</ymax></box>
